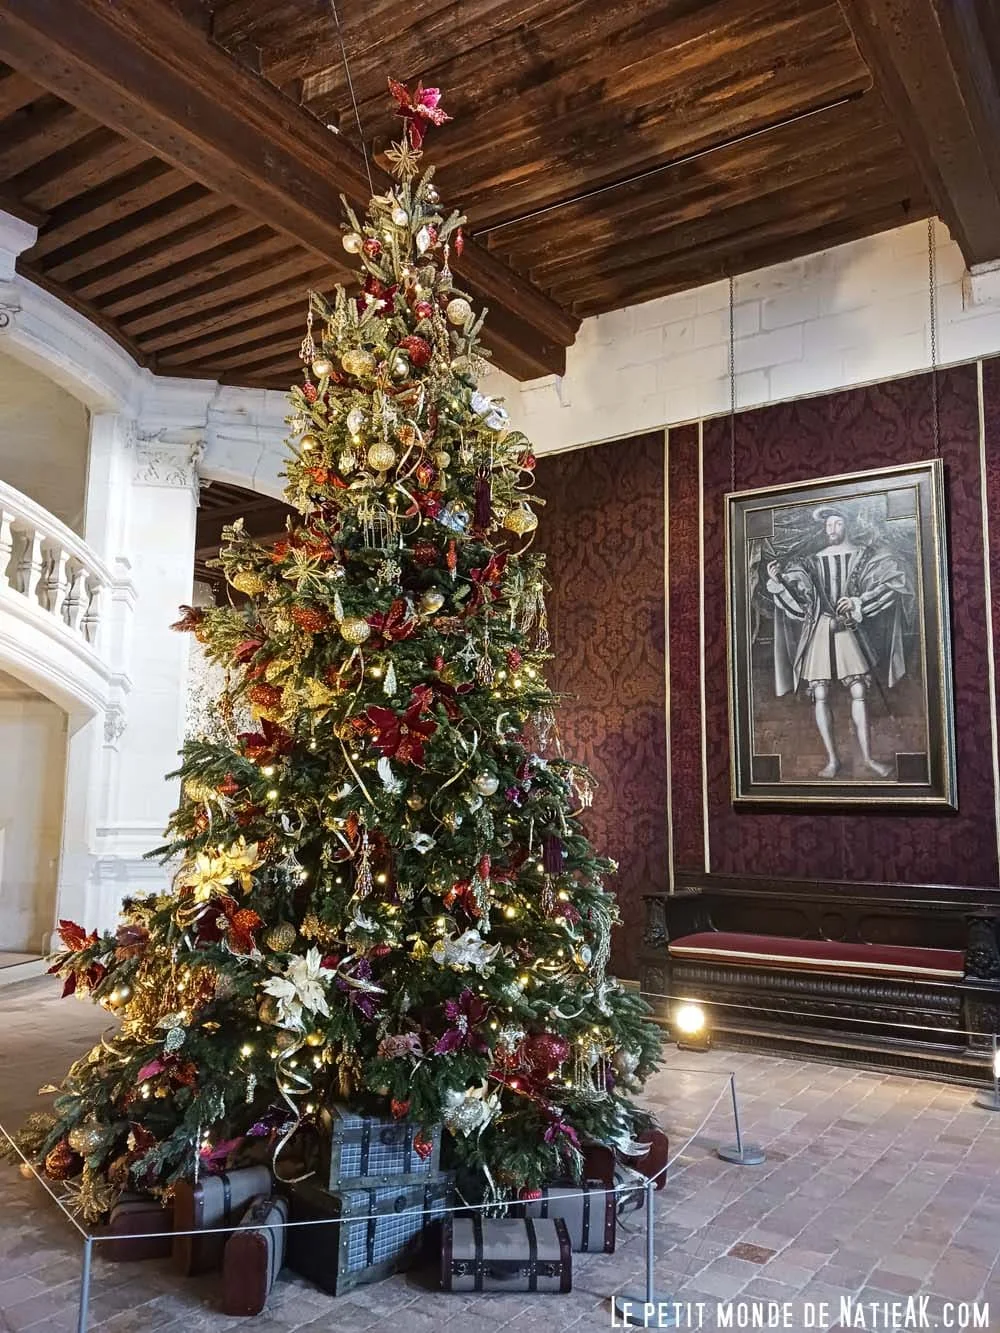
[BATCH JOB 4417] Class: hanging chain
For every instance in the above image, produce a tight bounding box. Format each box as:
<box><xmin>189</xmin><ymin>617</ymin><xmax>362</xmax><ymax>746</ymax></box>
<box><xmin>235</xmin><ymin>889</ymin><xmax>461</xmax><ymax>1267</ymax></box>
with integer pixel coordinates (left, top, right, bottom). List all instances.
<box><xmin>927</xmin><ymin>217</ymin><xmax>940</xmax><ymax>458</ymax></box>
<box><xmin>728</xmin><ymin>274</ymin><xmax>737</xmax><ymax>493</ymax></box>
<box><xmin>329</xmin><ymin>0</ymin><xmax>374</xmax><ymax>198</ymax></box>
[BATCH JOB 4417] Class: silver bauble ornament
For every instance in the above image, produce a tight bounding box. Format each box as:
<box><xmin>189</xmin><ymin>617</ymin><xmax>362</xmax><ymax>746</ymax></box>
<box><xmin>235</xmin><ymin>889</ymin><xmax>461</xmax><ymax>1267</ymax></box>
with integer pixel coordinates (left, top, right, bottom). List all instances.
<box><xmin>391</xmin><ymin>205</ymin><xmax>408</xmax><ymax>227</ymax></box>
<box><xmin>346</xmin><ymin>406</ymin><xmax>367</xmax><ymax>436</ymax></box>
<box><xmin>67</xmin><ymin>1122</ymin><xmax>104</xmax><ymax>1157</ymax></box>
<box><xmin>473</xmin><ymin>773</ymin><xmax>500</xmax><ymax>796</ymax></box>
<box><xmin>446</xmin><ymin>297</ymin><xmax>472</xmax><ymax>326</ymax></box>
<box><xmin>342</xmin><ymin>231</ymin><xmax>363</xmax><ymax>254</ymax></box>
<box><xmin>390</xmin><ymin>352</ymin><xmax>410</xmax><ymax>381</ymax></box>
<box><xmin>311</xmin><ymin>355</ymin><xmax>333</xmax><ymax>378</ymax></box>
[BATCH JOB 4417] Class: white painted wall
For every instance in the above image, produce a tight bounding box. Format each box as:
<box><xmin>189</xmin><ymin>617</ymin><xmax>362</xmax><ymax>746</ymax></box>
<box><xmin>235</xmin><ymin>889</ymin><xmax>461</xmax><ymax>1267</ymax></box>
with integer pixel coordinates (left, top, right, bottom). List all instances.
<box><xmin>0</xmin><ymin>671</ymin><xmax>66</xmax><ymax>953</ymax></box>
<box><xmin>0</xmin><ymin>349</ymin><xmax>90</xmax><ymax>533</ymax></box>
<box><xmin>500</xmin><ymin>219</ymin><xmax>1000</xmax><ymax>453</ymax></box>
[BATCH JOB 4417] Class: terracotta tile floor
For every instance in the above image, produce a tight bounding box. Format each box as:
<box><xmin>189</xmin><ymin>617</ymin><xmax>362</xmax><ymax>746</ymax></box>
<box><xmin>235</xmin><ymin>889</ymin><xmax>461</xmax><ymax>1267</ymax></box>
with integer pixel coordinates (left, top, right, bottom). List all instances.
<box><xmin>1</xmin><ymin>976</ymin><xmax>999</xmax><ymax>1332</ymax></box>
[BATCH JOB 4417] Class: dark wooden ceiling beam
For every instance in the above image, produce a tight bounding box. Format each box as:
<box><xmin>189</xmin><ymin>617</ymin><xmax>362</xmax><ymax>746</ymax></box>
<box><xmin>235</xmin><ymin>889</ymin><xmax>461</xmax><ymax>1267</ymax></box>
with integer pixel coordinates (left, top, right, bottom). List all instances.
<box><xmin>77</xmin><ymin>213</ymin><xmax>268</xmax><ymax>300</ymax></box>
<box><xmin>0</xmin><ymin>64</ymin><xmax>43</xmax><ymax>119</ymax></box>
<box><xmin>839</xmin><ymin>0</ymin><xmax>1000</xmax><ymax>265</ymax></box>
<box><xmin>0</xmin><ymin>97</ymin><xmax>98</xmax><ymax>180</ymax></box>
<box><xmin>28</xmin><ymin>159</ymin><xmax>181</xmax><ymax>256</ymax></box>
<box><xmin>48</xmin><ymin>195</ymin><xmax>233</xmax><ymax>282</ymax></box>
<box><xmin>0</xmin><ymin>0</ymin><xmax>577</xmax><ymax>379</ymax></box>
<box><xmin>4</xmin><ymin>128</ymin><xmax>149</xmax><ymax>211</ymax></box>
<box><xmin>99</xmin><ymin>234</ymin><xmax>302</xmax><ymax>317</ymax></box>
<box><xmin>155</xmin><ymin>306</ymin><xmax>308</xmax><ymax>366</ymax></box>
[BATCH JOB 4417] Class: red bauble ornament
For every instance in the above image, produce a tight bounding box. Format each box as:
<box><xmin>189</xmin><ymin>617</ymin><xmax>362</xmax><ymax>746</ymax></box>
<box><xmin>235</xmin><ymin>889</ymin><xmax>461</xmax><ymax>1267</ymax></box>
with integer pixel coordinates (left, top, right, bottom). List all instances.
<box><xmin>413</xmin><ymin>1131</ymin><xmax>433</xmax><ymax>1161</ymax></box>
<box><xmin>399</xmin><ymin>335</ymin><xmax>432</xmax><ymax>368</ymax></box>
<box><xmin>522</xmin><ymin>1033</ymin><xmax>570</xmax><ymax>1075</ymax></box>
<box><xmin>290</xmin><ymin>605</ymin><xmax>332</xmax><ymax>633</ymax></box>
<box><xmin>519</xmin><ymin>451</ymin><xmax>537</xmax><ymax>472</ymax></box>
<box><xmin>362</xmin><ymin>237</ymin><xmax>383</xmax><ymax>258</ymax></box>
<box><xmin>519</xmin><ymin>1187</ymin><xmax>543</xmax><ymax>1201</ymax></box>
<box><xmin>391</xmin><ymin>1098</ymin><xmax>411</xmax><ymax>1119</ymax></box>
<box><xmin>415</xmin><ymin>460</ymin><xmax>436</xmax><ymax>490</ymax></box>
<box><xmin>413</xmin><ymin>300</ymin><xmax>434</xmax><ymax>322</ymax></box>
<box><xmin>412</xmin><ymin>540</ymin><xmax>439</xmax><ymax>567</ymax></box>
<box><xmin>217</xmin><ymin>773</ymin><xmax>240</xmax><ymax>797</ymax></box>
<box><xmin>302</xmin><ymin>382</ymin><xmax>318</xmax><ymax>403</ymax></box>
<box><xmin>45</xmin><ymin>1140</ymin><xmax>83</xmax><ymax>1181</ymax></box>
<box><xmin>248</xmin><ymin>683</ymin><xmax>283</xmax><ymax>712</ymax></box>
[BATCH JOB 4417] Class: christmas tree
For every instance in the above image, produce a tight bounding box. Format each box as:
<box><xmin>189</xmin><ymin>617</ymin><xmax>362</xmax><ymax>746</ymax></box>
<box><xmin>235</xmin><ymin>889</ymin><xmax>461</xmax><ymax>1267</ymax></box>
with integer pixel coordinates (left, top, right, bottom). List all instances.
<box><xmin>10</xmin><ymin>82</ymin><xmax>661</xmax><ymax>1219</ymax></box>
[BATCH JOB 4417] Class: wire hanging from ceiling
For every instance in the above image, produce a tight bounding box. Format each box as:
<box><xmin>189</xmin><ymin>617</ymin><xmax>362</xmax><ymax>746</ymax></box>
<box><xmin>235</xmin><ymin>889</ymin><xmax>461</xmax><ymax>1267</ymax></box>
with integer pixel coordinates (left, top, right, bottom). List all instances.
<box><xmin>328</xmin><ymin>0</ymin><xmax>374</xmax><ymax>198</ymax></box>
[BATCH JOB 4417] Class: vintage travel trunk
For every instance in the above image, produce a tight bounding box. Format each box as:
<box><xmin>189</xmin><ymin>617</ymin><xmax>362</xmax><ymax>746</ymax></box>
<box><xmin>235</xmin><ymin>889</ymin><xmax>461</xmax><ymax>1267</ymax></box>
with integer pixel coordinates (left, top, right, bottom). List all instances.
<box><xmin>172</xmin><ymin>1165</ymin><xmax>273</xmax><ymax>1275</ymax></box>
<box><xmin>323</xmin><ymin>1104</ymin><xmax>442</xmax><ymax>1188</ymax></box>
<box><xmin>286</xmin><ymin>1175</ymin><xmax>452</xmax><ymax>1295</ymax></box>
<box><xmin>102</xmin><ymin>1193</ymin><xmax>174</xmax><ymax>1262</ymax></box>
<box><xmin>441</xmin><ymin>1217</ymin><xmax>572</xmax><ymax>1294</ymax></box>
<box><xmin>222</xmin><ymin>1194</ymin><xmax>289</xmax><ymax>1317</ymax></box>
<box><xmin>513</xmin><ymin>1183</ymin><xmax>616</xmax><ymax>1253</ymax></box>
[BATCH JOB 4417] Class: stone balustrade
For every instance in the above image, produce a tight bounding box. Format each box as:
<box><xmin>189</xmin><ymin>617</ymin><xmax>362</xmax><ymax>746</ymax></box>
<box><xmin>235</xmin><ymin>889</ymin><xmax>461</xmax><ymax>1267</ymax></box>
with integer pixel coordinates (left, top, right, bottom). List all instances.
<box><xmin>0</xmin><ymin>479</ymin><xmax>111</xmax><ymax>652</ymax></box>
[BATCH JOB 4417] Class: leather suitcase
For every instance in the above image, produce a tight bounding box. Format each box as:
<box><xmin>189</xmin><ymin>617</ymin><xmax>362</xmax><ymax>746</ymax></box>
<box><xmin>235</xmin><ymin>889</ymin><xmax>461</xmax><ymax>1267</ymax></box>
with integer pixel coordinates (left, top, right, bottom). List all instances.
<box><xmin>172</xmin><ymin>1165</ymin><xmax>272</xmax><ymax>1275</ymax></box>
<box><xmin>287</xmin><ymin>1175</ymin><xmax>452</xmax><ymax>1296</ymax></box>
<box><xmin>513</xmin><ymin>1183</ymin><xmax>616</xmax><ymax>1253</ymax></box>
<box><xmin>222</xmin><ymin>1194</ymin><xmax>289</xmax><ymax>1316</ymax></box>
<box><xmin>442</xmin><ymin>1217</ymin><xmax>572</xmax><ymax>1294</ymax></box>
<box><xmin>101</xmin><ymin>1193</ymin><xmax>174</xmax><ymax>1262</ymax></box>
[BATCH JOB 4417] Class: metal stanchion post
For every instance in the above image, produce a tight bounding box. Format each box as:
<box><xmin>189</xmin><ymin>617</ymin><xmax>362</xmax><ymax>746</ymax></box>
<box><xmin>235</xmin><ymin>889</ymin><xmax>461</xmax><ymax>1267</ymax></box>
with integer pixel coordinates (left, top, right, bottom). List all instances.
<box><xmin>975</xmin><ymin>1033</ymin><xmax>1000</xmax><ymax>1111</ymax></box>
<box><xmin>612</xmin><ymin>1175</ymin><xmax>675</xmax><ymax>1328</ymax></box>
<box><xmin>717</xmin><ymin>1072</ymin><xmax>765</xmax><ymax>1166</ymax></box>
<box><xmin>76</xmin><ymin>1237</ymin><xmax>93</xmax><ymax>1333</ymax></box>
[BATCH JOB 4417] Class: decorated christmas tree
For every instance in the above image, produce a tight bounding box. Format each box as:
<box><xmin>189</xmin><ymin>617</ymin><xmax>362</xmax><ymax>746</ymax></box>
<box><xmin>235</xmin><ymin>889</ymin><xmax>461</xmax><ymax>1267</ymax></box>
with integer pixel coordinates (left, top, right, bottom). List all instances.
<box><xmin>10</xmin><ymin>82</ymin><xmax>661</xmax><ymax>1220</ymax></box>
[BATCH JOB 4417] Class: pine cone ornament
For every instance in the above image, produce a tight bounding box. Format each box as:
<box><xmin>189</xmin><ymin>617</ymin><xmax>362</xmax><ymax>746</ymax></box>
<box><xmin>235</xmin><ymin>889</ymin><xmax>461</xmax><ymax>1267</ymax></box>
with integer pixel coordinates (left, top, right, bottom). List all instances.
<box><xmin>45</xmin><ymin>1139</ymin><xmax>83</xmax><ymax>1180</ymax></box>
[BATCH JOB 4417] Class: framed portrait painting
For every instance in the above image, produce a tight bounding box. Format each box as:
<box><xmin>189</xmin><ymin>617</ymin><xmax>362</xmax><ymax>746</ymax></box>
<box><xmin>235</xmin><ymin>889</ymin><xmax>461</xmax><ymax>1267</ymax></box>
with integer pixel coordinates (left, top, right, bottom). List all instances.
<box><xmin>726</xmin><ymin>460</ymin><xmax>956</xmax><ymax>806</ymax></box>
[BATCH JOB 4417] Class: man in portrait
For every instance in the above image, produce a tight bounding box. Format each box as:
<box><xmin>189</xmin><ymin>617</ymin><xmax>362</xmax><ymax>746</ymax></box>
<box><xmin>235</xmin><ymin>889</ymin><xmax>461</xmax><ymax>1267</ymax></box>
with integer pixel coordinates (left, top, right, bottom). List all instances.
<box><xmin>761</xmin><ymin>504</ymin><xmax>910</xmax><ymax>780</ymax></box>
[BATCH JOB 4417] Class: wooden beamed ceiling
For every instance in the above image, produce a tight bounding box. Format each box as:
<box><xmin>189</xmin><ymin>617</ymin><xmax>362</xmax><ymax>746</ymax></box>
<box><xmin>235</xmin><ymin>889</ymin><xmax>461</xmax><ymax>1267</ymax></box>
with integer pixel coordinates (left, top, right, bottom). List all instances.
<box><xmin>0</xmin><ymin>0</ymin><xmax>994</xmax><ymax>392</ymax></box>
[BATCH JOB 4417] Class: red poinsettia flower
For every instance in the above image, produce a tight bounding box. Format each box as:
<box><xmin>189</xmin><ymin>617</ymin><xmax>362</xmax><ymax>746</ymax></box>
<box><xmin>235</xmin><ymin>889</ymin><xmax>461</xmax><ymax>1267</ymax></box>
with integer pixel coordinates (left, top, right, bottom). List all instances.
<box><xmin>365</xmin><ymin>698</ymin><xmax>437</xmax><ymax>767</ymax></box>
<box><xmin>468</xmin><ymin>552</ymin><xmax>508</xmax><ymax>608</ymax></box>
<box><xmin>232</xmin><ymin>637</ymin><xmax>264</xmax><ymax>665</ymax></box>
<box><xmin>388</xmin><ymin>78</ymin><xmax>451</xmax><ymax>149</ymax></box>
<box><xmin>195</xmin><ymin>895</ymin><xmax>263</xmax><ymax>955</ymax></box>
<box><xmin>368</xmin><ymin>598</ymin><xmax>419</xmax><ymax>644</ymax></box>
<box><xmin>356</xmin><ymin>275</ymin><xmax>399</xmax><ymax>317</ymax></box>
<box><xmin>239</xmin><ymin>719</ymin><xmax>293</xmax><ymax>765</ymax></box>
<box><xmin>434</xmin><ymin>989</ymin><xmax>489</xmax><ymax>1054</ymax></box>
<box><xmin>442</xmin><ymin>878</ymin><xmax>480</xmax><ymax>919</ymax></box>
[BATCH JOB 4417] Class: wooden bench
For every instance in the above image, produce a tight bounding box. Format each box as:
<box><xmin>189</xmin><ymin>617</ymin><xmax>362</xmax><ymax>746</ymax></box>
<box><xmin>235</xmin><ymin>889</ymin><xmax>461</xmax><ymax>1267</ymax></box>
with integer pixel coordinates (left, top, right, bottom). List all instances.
<box><xmin>640</xmin><ymin>873</ymin><xmax>1000</xmax><ymax>1082</ymax></box>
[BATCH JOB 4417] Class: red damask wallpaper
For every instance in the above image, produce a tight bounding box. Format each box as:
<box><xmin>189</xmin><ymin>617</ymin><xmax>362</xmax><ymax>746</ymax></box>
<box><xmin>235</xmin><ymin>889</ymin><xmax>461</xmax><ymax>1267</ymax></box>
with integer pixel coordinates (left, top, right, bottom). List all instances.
<box><xmin>535</xmin><ymin>435</ymin><xmax>668</xmax><ymax>974</ymax></box>
<box><xmin>693</xmin><ymin>365</ymin><xmax>999</xmax><ymax>886</ymax></box>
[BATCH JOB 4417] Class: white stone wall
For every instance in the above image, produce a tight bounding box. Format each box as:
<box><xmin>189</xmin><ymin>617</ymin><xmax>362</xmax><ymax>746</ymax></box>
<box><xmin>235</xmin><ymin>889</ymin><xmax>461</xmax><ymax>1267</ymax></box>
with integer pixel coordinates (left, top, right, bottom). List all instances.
<box><xmin>0</xmin><ymin>673</ymin><xmax>66</xmax><ymax>953</ymax></box>
<box><xmin>499</xmin><ymin>219</ymin><xmax>1000</xmax><ymax>453</ymax></box>
<box><xmin>0</xmin><ymin>349</ymin><xmax>89</xmax><ymax>534</ymax></box>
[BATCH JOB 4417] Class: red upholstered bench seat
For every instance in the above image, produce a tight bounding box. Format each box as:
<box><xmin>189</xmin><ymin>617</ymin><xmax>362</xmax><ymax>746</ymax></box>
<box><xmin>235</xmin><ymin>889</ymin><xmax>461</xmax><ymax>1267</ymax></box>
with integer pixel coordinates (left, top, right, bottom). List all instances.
<box><xmin>668</xmin><ymin>932</ymin><xmax>964</xmax><ymax>981</ymax></box>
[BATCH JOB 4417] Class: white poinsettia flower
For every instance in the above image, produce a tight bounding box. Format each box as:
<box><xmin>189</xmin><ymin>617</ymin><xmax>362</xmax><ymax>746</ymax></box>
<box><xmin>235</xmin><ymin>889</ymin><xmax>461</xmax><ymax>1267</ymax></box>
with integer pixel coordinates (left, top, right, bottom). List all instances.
<box><xmin>262</xmin><ymin>947</ymin><xmax>334</xmax><ymax>1030</ymax></box>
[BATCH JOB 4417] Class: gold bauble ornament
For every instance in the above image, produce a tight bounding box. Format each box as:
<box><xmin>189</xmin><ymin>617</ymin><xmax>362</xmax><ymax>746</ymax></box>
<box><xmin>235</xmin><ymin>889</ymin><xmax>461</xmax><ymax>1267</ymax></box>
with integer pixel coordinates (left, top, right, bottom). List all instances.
<box><xmin>342</xmin><ymin>348</ymin><xmax>376</xmax><ymax>378</ymax></box>
<box><xmin>425</xmin><ymin>184</ymin><xmax>440</xmax><ymax>204</ymax></box>
<box><xmin>419</xmin><ymin>589</ymin><xmax>445</xmax><ymax>615</ymax></box>
<box><xmin>473</xmin><ymin>772</ymin><xmax>500</xmax><ymax>797</ymax></box>
<box><xmin>264</xmin><ymin>921</ymin><xmax>297</xmax><ymax>952</ymax></box>
<box><xmin>434</xmin><ymin>450</ymin><xmax>451</xmax><ymax>469</ymax></box>
<box><xmin>311</xmin><ymin>356</ymin><xmax>333</xmax><ymax>378</ymax></box>
<box><xmin>68</xmin><ymin>1122</ymin><xmax>104</xmax><ymax>1157</ymax></box>
<box><xmin>231</xmin><ymin>569</ymin><xmax>268</xmax><ymax>597</ymax></box>
<box><xmin>367</xmin><ymin>441</ymin><xmax>397</xmax><ymax>472</ymax></box>
<box><xmin>342</xmin><ymin>231</ymin><xmax>363</xmax><ymax>254</ymax></box>
<box><xmin>299</xmin><ymin>433</ymin><xmax>319</xmax><ymax>452</ymax></box>
<box><xmin>258</xmin><ymin>996</ymin><xmax>280</xmax><ymax>1025</ymax></box>
<box><xmin>339</xmin><ymin>616</ymin><xmax>372</xmax><ymax>645</ymax></box>
<box><xmin>346</xmin><ymin>406</ymin><xmax>367</xmax><ymax>436</ymax></box>
<box><xmin>406</xmin><ymin>794</ymin><xmax>425</xmax><ymax>810</ymax></box>
<box><xmin>446</xmin><ymin>297</ymin><xmax>472</xmax><ymax>326</ymax></box>
<box><xmin>390</xmin><ymin>352</ymin><xmax>410</xmax><ymax>380</ymax></box>
<box><xmin>275</xmin><ymin>1030</ymin><xmax>297</xmax><ymax>1051</ymax></box>
<box><xmin>503</xmin><ymin>504</ymin><xmax>538</xmax><ymax>535</ymax></box>
<box><xmin>304</xmin><ymin>1030</ymin><xmax>326</xmax><ymax>1047</ymax></box>
<box><xmin>391</xmin><ymin>205</ymin><xmax>409</xmax><ymax>227</ymax></box>
<box><xmin>184</xmin><ymin>777</ymin><xmax>216</xmax><ymax>804</ymax></box>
